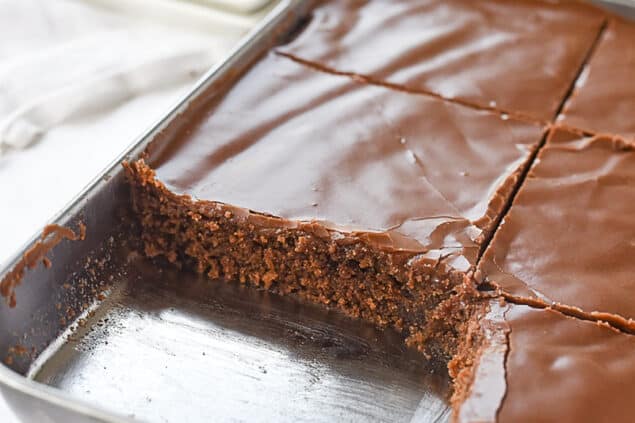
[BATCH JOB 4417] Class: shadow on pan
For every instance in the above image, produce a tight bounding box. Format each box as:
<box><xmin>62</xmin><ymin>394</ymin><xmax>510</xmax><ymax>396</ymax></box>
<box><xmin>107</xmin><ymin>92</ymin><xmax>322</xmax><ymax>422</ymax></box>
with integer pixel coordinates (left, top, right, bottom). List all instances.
<box><xmin>27</xmin><ymin>247</ymin><xmax>451</xmax><ymax>423</ymax></box>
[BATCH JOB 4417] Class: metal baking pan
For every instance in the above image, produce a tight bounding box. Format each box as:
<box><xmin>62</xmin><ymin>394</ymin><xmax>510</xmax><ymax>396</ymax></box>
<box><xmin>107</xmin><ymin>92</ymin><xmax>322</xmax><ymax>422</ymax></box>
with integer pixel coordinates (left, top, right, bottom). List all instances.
<box><xmin>0</xmin><ymin>1</ymin><xmax>451</xmax><ymax>421</ymax></box>
<box><xmin>1</xmin><ymin>1</ymin><xmax>633</xmax><ymax>422</ymax></box>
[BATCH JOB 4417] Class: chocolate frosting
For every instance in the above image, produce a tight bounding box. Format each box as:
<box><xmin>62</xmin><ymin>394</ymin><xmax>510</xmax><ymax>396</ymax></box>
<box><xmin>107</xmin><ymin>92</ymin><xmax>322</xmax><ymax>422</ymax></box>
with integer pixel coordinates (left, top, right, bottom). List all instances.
<box><xmin>560</xmin><ymin>18</ymin><xmax>635</xmax><ymax>138</ymax></box>
<box><xmin>502</xmin><ymin>305</ymin><xmax>635</xmax><ymax>422</ymax></box>
<box><xmin>479</xmin><ymin>128</ymin><xmax>635</xmax><ymax>325</ymax></box>
<box><xmin>150</xmin><ymin>54</ymin><xmax>545</xmax><ymax>261</ymax></box>
<box><xmin>463</xmin><ymin>303</ymin><xmax>635</xmax><ymax>423</ymax></box>
<box><xmin>277</xmin><ymin>0</ymin><xmax>606</xmax><ymax>120</ymax></box>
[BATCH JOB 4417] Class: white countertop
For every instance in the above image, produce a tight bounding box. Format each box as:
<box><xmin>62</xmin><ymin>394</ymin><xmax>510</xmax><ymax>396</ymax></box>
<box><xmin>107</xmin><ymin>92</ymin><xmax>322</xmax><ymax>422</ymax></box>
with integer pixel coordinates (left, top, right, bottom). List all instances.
<box><xmin>0</xmin><ymin>0</ymin><xmax>256</xmax><ymax>420</ymax></box>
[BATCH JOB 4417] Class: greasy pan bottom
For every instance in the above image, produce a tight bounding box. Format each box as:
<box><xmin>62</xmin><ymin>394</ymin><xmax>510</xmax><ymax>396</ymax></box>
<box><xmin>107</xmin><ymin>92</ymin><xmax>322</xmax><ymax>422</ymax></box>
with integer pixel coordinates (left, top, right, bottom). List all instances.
<box><xmin>28</xmin><ymin>253</ymin><xmax>450</xmax><ymax>422</ymax></box>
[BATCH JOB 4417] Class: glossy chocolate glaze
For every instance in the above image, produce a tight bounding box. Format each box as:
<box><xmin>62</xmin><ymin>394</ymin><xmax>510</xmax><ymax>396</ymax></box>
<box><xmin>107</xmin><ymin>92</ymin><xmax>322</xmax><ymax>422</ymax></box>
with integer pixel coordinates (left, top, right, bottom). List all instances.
<box><xmin>560</xmin><ymin>18</ymin><xmax>635</xmax><ymax>138</ymax></box>
<box><xmin>464</xmin><ymin>304</ymin><xmax>635</xmax><ymax>423</ymax></box>
<box><xmin>277</xmin><ymin>0</ymin><xmax>606</xmax><ymax>120</ymax></box>
<box><xmin>479</xmin><ymin>128</ymin><xmax>635</xmax><ymax>326</ymax></box>
<box><xmin>127</xmin><ymin>3</ymin><xmax>635</xmax><ymax>421</ymax></box>
<box><xmin>149</xmin><ymin>54</ymin><xmax>545</xmax><ymax>264</ymax></box>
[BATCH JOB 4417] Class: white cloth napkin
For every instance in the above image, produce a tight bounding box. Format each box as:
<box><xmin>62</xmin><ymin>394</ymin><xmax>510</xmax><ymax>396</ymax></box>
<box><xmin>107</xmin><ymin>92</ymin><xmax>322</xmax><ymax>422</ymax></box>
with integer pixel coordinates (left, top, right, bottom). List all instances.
<box><xmin>0</xmin><ymin>0</ymin><xmax>260</xmax><ymax>155</ymax></box>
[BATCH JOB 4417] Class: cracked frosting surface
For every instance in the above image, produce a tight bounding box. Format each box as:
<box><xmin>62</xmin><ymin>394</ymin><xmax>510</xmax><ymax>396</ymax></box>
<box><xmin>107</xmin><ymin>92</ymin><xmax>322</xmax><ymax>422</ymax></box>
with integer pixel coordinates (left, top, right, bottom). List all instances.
<box><xmin>479</xmin><ymin>128</ymin><xmax>635</xmax><ymax>324</ymax></box>
<box><xmin>149</xmin><ymin>54</ymin><xmax>544</xmax><ymax>261</ymax></box>
<box><xmin>559</xmin><ymin>18</ymin><xmax>635</xmax><ymax>138</ymax></box>
<box><xmin>500</xmin><ymin>305</ymin><xmax>635</xmax><ymax>423</ymax></box>
<box><xmin>277</xmin><ymin>0</ymin><xmax>605</xmax><ymax>120</ymax></box>
<box><xmin>127</xmin><ymin>3</ymin><xmax>635</xmax><ymax>421</ymax></box>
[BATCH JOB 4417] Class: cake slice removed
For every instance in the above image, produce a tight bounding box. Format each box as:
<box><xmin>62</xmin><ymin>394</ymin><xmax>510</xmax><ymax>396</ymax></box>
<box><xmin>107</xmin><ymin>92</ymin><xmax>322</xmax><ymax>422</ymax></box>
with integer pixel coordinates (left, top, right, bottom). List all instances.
<box><xmin>125</xmin><ymin>53</ymin><xmax>546</xmax><ymax>365</ymax></box>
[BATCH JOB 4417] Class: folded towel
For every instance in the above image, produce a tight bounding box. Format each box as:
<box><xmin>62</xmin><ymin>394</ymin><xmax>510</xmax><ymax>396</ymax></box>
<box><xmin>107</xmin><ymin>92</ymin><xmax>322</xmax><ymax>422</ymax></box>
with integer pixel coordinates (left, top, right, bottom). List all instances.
<box><xmin>0</xmin><ymin>0</ymin><xmax>258</xmax><ymax>155</ymax></box>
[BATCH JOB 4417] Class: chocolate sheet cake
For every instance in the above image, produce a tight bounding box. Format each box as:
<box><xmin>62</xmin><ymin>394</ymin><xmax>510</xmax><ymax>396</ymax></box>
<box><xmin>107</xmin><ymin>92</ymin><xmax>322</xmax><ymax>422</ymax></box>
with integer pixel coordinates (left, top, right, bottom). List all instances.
<box><xmin>477</xmin><ymin>129</ymin><xmax>635</xmax><ymax>332</ymax></box>
<box><xmin>124</xmin><ymin>0</ymin><xmax>635</xmax><ymax>421</ymax></box>
<box><xmin>465</xmin><ymin>130</ymin><xmax>635</xmax><ymax>421</ymax></box>
<box><xmin>459</xmin><ymin>302</ymin><xmax>635</xmax><ymax>422</ymax></box>
<box><xmin>276</xmin><ymin>0</ymin><xmax>606</xmax><ymax>120</ymax></box>
<box><xmin>126</xmin><ymin>53</ymin><xmax>545</xmax><ymax>362</ymax></box>
<box><xmin>559</xmin><ymin>18</ymin><xmax>635</xmax><ymax>138</ymax></box>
